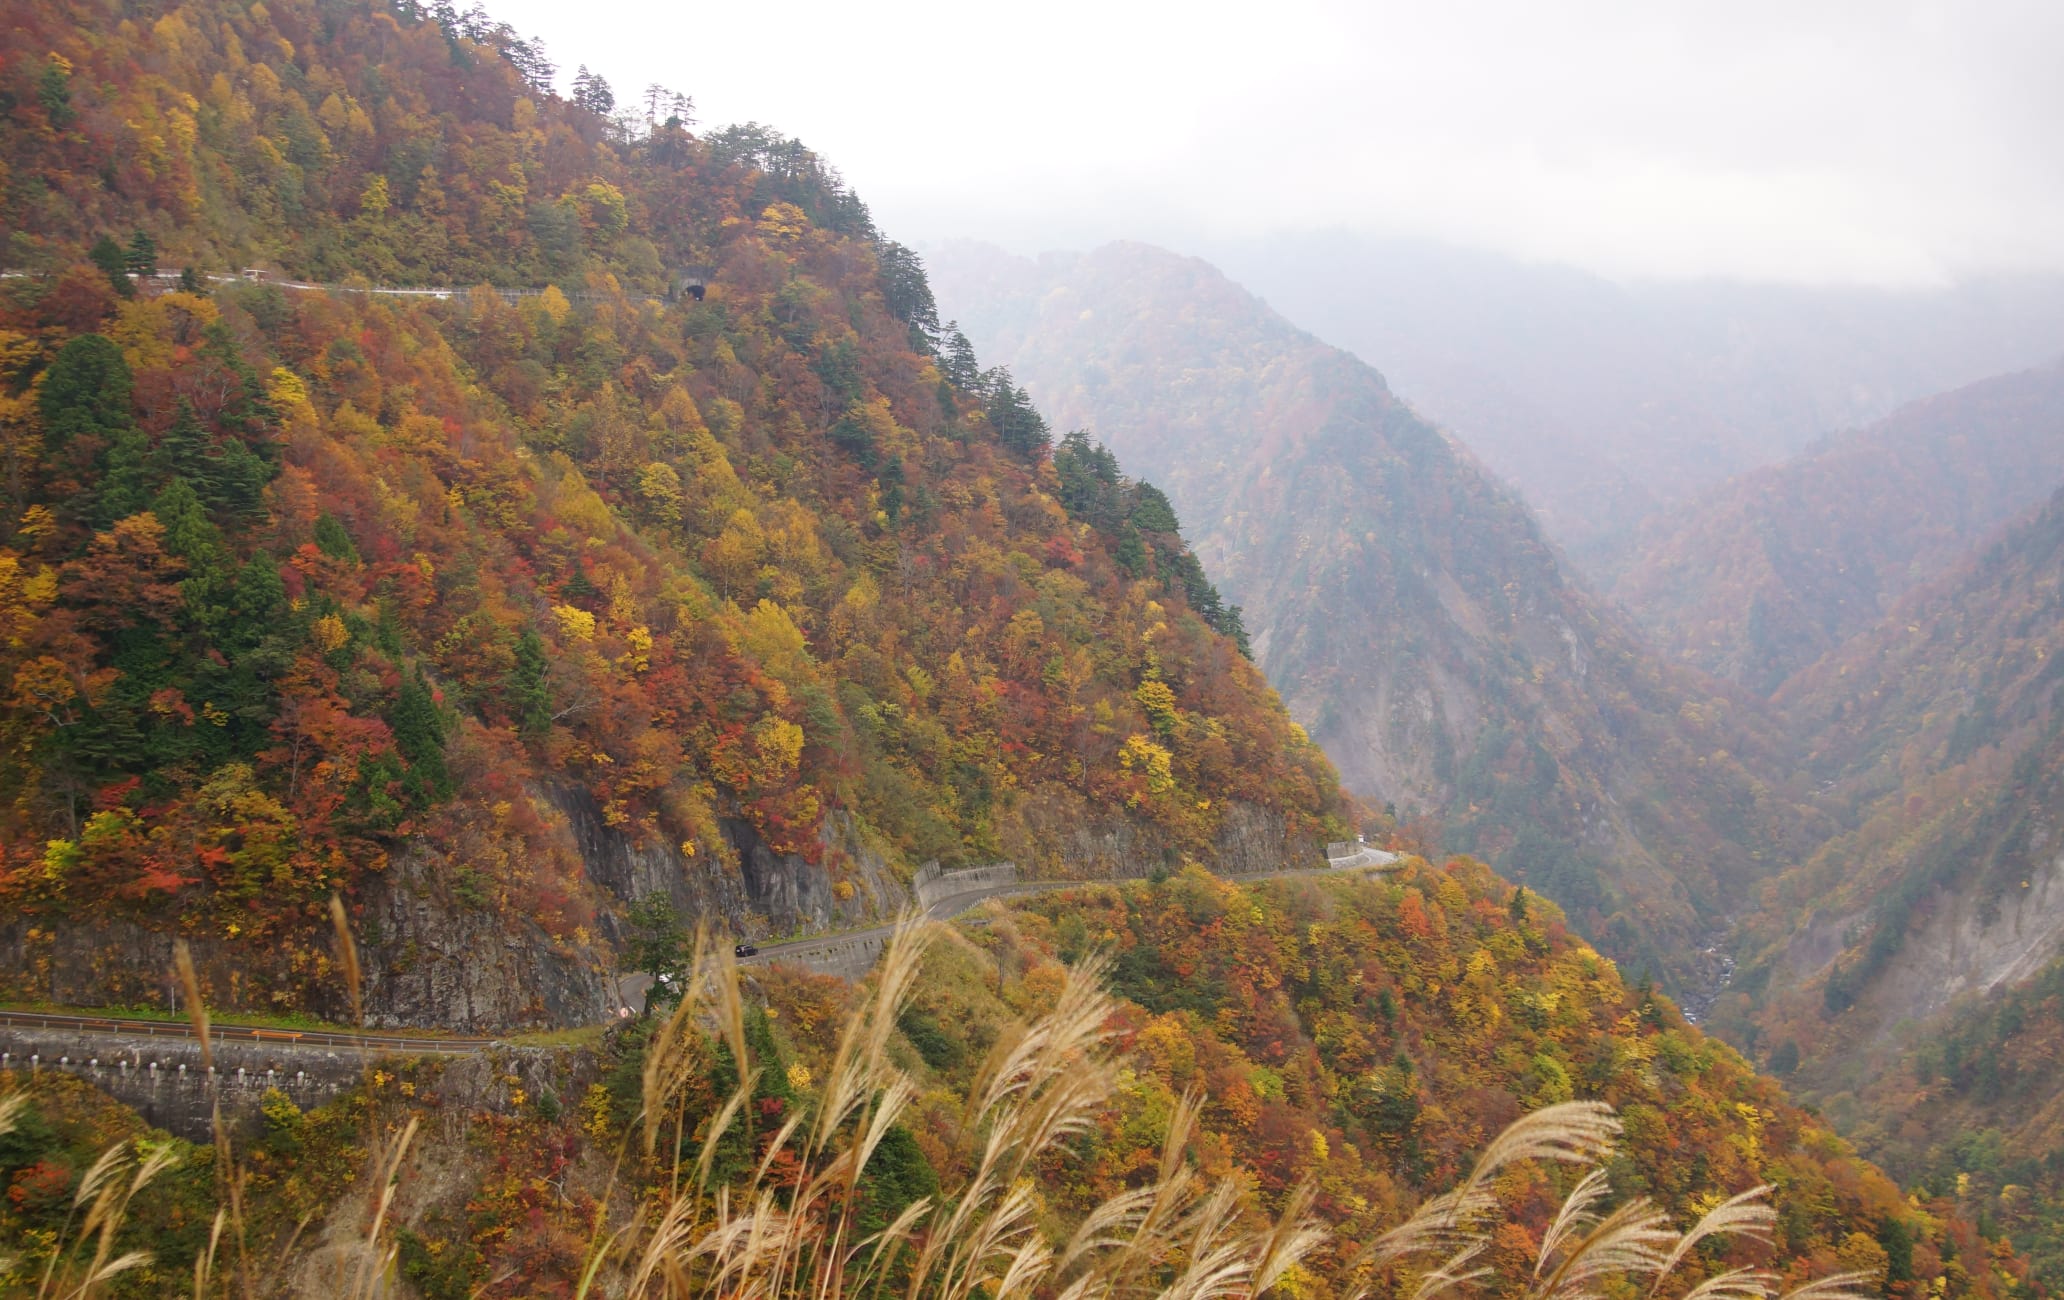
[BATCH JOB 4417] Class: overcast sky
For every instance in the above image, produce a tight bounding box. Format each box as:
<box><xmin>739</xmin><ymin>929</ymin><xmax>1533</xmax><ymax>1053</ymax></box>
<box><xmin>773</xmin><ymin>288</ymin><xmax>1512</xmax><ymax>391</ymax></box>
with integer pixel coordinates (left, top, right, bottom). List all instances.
<box><xmin>484</xmin><ymin>0</ymin><xmax>2064</xmax><ymax>287</ymax></box>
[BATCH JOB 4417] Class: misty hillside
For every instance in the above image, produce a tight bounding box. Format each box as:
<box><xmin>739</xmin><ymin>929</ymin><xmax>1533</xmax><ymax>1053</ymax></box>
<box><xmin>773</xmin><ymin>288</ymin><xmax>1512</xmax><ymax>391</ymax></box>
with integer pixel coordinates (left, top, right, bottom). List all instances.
<box><xmin>0</xmin><ymin>1</ymin><xmax>2059</xmax><ymax>1296</ymax></box>
<box><xmin>1708</xmin><ymin>484</ymin><xmax>2064</xmax><ymax>1151</ymax></box>
<box><xmin>1687</xmin><ymin>480</ymin><xmax>2064</xmax><ymax>1278</ymax></box>
<box><xmin>1197</xmin><ymin>233</ymin><xmax>2064</xmax><ymax>575</ymax></box>
<box><xmin>1613</xmin><ymin>360</ymin><xmax>2064</xmax><ymax>694</ymax></box>
<box><xmin>0</xmin><ymin>0</ymin><xmax>1343</xmax><ymax>1029</ymax></box>
<box><xmin>929</xmin><ymin>239</ymin><xmax>1813</xmax><ymax>988</ymax></box>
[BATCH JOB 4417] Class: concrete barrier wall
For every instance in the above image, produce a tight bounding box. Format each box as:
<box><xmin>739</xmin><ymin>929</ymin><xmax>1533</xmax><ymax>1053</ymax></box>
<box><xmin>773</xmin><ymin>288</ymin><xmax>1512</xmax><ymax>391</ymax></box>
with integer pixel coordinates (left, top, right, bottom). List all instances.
<box><xmin>912</xmin><ymin>862</ymin><xmax>1018</xmax><ymax>911</ymax></box>
<box><xmin>0</xmin><ymin>1028</ymin><xmax>365</xmax><ymax>1140</ymax></box>
<box><xmin>756</xmin><ymin>933</ymin><xmax>889</xmax><ymax>982</ymax></box>
<box><xmin>0</xmin><ymin>1029</ymin><xmax>595</xmax><ymax>1141</ymax></box>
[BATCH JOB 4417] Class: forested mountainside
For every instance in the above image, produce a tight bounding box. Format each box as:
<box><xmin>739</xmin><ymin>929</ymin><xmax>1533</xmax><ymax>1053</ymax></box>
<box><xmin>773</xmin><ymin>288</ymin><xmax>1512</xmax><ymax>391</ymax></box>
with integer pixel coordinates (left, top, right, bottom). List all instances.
<box><xmin>1702</xmin><ymin>487</ymin><xmax>2064</xmax><ymax>1279</ymax></box>
<box><xmin>0</xmin><ymin>6</ymin><xmax>2045</xmax><ymax>1298</ymax></box>
<box><xmin>1720</xmin><ymin>484</ymin><xmax>2064</xmax><ymax>1045</ymax></box>
<box><xmin>1196</xmin><ymin>233</ymin><xmax>2064</xmax><ymax>576</ymax></box>
<box><xmin>1844</xmin><ymin>955</ymin><xmax>2064</xmax><ymax>1289</ymax></box>
<box><xmin>3</xmin><ymin>866</ymin><xmax>2027</xmax><ymax>1298</ymax></box>
<box><xmin>1613</xmin><ymin>361</ymin><xmax>2064</xmax><ymax>695</ymax></box>
<box><xmin>0</xmin><ymin>0</ymin><xmax>1345</xmax><ymax>1030</ymax></box>
<box><xmin>927</xmin><ymin>241</ymin><xmax>1813</xmax><ymax>989</ymax></box>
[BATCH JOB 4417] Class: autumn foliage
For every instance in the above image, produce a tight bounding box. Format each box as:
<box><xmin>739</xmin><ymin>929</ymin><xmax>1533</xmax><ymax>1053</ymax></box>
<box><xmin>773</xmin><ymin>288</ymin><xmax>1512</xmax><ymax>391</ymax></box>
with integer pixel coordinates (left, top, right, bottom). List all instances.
<box><xmin>0</xmin><ymin>0</ymin><xmax>1341</xmax><ymax>980</ymax></box>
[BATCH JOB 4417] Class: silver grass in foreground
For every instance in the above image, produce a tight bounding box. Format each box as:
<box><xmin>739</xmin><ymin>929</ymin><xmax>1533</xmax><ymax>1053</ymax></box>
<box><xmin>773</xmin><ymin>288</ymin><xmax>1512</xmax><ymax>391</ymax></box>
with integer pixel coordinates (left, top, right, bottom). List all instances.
<box><xmin>2</xmin><ymin>911</ymin><xmax>1893</xmax><ymax>1300</ymax></box>
<box><xmin>570</xmin><ymin>919</ymin><xmax>1331</xmax><ymax>1300</ymax></box>
<box><xmin>556</xmin><ymin>918</ymin><xmax>1881</xmax><ymax>1300</ymax></box>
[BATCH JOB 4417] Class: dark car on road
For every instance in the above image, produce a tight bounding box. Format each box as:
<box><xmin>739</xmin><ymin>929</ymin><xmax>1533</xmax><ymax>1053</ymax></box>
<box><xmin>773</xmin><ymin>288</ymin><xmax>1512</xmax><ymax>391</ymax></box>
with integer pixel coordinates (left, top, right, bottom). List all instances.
<box><xmin>734</xmin><ymin>943</ymin><xmax>758</xmax><ymax>957</ymax></box>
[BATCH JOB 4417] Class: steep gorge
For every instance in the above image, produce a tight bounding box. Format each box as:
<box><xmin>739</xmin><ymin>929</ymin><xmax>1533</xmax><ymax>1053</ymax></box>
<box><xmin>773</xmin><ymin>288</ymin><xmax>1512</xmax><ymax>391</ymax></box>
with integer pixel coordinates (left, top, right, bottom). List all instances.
<box><xmin>1614</xmin><ymin>361</ymin><xmax>2064</xmax><ymax>694</ymax></box>
<box><xmin>928</xmin><ymin>240</ymin><xmax>1812</xmax><ymax>988</ymax></box>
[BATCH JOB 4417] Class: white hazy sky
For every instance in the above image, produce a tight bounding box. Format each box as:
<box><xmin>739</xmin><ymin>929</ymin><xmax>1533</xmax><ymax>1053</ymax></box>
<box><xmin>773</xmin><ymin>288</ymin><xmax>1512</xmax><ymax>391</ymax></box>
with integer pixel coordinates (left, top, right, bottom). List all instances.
<box><xmin>483</xmin><ymin>0</ymin><xmax>2064</xmax><ymax>286</ymax></box>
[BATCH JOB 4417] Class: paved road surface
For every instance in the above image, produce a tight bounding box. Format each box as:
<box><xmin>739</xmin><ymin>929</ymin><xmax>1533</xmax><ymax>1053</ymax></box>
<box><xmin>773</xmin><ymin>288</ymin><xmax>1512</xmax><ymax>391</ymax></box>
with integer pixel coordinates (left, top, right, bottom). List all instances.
<box><xmin>737</xmin><ymin>856</ymin><xmax>1398</xmax><ymax>971</ymax></box>
<box><xmin>6</xmin><ymin>859</ymin><xmax>1401</xmax><ymax>1053</ymax></box>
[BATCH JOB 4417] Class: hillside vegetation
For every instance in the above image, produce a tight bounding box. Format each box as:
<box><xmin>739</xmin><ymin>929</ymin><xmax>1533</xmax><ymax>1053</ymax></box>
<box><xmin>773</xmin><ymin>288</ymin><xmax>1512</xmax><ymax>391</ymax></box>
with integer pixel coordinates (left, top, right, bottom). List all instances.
<box><xmin>0</xmin><ymin>0</ymin><xmax>1342</xmax><ymax>1027</ymax></box>
<box><xmin>1690</xmin><ymin>486</ymin><xmax>2064</xmax><ymax>1282</ymax></box>
<box><xmin>1718</xmin><ymin>485</ymin><xmax>2064</xmax><ymax>1054</ymax></box>
<box><xmin>927</xmin><ymin>241</ymin><xmax>1814</xmax><ymax>989</ymax></box>
<box><xmin>1</xmin><ymin>868</ymin><xmax>2023</xmax><ymax>1298</ymax></box>
<box><xmin>1614</xmin><ymin>362</ymin><xmax>2064</xmax><ymax>695</ymax></box>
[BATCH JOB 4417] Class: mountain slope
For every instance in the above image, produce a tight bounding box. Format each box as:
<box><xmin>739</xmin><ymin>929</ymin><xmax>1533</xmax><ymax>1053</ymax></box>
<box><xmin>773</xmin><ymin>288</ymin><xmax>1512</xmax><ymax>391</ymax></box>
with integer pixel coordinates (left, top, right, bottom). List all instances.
<box><xmin>1613</xmin><ymin>361</ymin><xmax>2064</xmax><ymax>694</ymax></box>
<box><xmin>1829</xmin><ymin>951</ymin><xmax>2064</xmax><ymax>1288</ymax></box>
<box><xmin>929</xmin><ymin>240</ymin><xmax>1813</xmax><ymax>988</ymax></box>
<box><xmin>0</xmin><ymin>0</ymin><xmax>1343</xmax><ymax>1030</ymax></box>
<box><xmin>1699</xmin><ymin>485</ymin><xmax>2064</xmax><ymax>1283</ymax></box>
<box><xmin>4</xmin><ymin>865</ymin><xmax>2025</xmax><ymax>1296</ymax></box>
<box><xmin>1719</xmin><ymin>484</ymin><xmax>2064</xmax><ymax>1043</ymax></box>
<box><xmin>1199</xmin><ymin>232</ymin><xmax>2064</xmax><ymax>574</ymax></box>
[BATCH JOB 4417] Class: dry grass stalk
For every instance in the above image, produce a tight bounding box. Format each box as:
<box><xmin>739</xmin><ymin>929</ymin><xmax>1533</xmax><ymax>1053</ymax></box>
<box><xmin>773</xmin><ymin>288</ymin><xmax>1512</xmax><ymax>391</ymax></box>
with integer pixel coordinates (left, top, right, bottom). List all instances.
<box><xmin>33</xmin><ymin>907</ymin><xmax>1888</xmax><ymax>1300</ymax></box>
<box><xmin>1775</xmin><ymin>1272</ymin><xmax>1880</xmax><ymax>1300</ymax></box>
<box><xmin>1406</xmin><ymin>1240</ymin><xmax>1491</xmax><ymax>1300</ymax></box>
<box><xmin>173</xmin><ymin>940</ymin><xmax>211</xmax><ymax>1070</ymax></box>
<box><xmin>1529</xmin><ymin>1194</ymin><xmax>1677</xmax><ymax>1300</ymax></box>
<box><xmin>330</xmin><ymin>893</ymin><xmax>363</xmax><ymax>1030</ymax></box>
<box><xmin>32</xmin><ymin>1137</ymin><xmax>176</xmax><ymax>1299</ymax></box>
<box><xmin>1679</xmin><ymin>1266</ymin><xmax>1785</xmax><ymax>1300</ymax></box>
<box><xmin>342</xmin><ymin>1114</ymin><xmax>421</xmax><ymax>1299</ymax></box>
<box><xmin>572</xmin><ymin>918</ymin><xmax>1330</xmax><ymax>1300</ymax></box>
<box><xmin>561</xmin><ymin>921</ymin><xmax>1888</xmax><ymax>1300</ymax></box>
<box><xmin>1651</xmin><ymin>1186</ymin><xmax>1776</xmax><ymax>1290</ymax></box>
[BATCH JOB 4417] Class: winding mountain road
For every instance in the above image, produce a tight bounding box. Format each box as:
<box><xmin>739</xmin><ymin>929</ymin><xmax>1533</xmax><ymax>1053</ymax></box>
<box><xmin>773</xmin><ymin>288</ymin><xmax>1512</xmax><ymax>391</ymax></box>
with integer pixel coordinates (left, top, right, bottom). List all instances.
<box><xmin>6</xmin><ymin>856</ymin><xmax>1399</xmax><ymax>1056</ymax></box>
<box><xmin>738</xmin><ymin>854</ymin><xmax>1398</xmax><ymax>969</ymax></box>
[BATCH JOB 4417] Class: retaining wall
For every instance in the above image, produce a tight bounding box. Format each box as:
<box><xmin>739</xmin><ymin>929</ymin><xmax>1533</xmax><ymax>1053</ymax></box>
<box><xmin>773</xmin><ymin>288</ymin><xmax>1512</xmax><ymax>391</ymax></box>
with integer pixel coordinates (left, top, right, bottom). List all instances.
<box><xmin>912</xmin><ymin>862</ymin><xmax>1018</xmax><ymax>911</ymax></box>
<box><xmin>752</xmin><ymin>934</ymin><xmax>889</xmax><ymax>982</ymax></box>
<box><xmin>0</xmin><ymin>1028</ymin><xmax>595</xmax><ymax>1142</ymax></box>
<box><xmin>0</xmin><ymin>1027</ymin><xmax>370</xmax><ymax>1140</ymax></box>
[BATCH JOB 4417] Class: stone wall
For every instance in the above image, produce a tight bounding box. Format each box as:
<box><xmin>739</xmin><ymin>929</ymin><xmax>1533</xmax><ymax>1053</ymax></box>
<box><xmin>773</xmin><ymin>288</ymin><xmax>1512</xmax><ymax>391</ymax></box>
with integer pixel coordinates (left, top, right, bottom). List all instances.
<box><xmin>0</xmin><ymin>1026</ymin><xmax>367</xmax><ymax>1141</ymax></box>
<box><xmin>0</xmin><ymin>1026</ymin><xmax>599</xmax><ymax>1143</ymax></box>
<box><xmin>0</xmin><ymin>791</ymin><xmax>919</xmax><ymax>1035</ymax></box>
<box><xmin>751</xmin><ymin>933</ymin><xmax>890</xmax><ymax>982</ymax></box>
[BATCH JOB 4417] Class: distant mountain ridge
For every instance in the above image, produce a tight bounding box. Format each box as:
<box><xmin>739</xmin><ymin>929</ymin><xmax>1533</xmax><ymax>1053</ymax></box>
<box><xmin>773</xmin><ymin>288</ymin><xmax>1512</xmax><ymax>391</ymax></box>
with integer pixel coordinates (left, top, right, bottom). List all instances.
<box><xmin>1197</xmin><ymin>233</ymin><xmax>2064</xmax><ymax>575</ymax></box>
<box><xmin>1613</xmin><ymin>360</ymin><xmax>2064</xmax><ymax>694</ymax></box>
<box><xmin>930</xmin><ymin>239</ymin><xmax>1810</xmax><ymax>988</ymax></box>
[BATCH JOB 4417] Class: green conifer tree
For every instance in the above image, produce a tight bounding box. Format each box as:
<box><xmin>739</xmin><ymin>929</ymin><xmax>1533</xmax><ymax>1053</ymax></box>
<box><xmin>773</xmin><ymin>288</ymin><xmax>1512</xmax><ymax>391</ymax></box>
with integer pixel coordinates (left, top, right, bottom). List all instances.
<box><xmin>88</xmin><ymin>235</ymin><xmax>133</xmax><ymax>298</ymax></box>
<box><xmin>124</xmin><ymin>230</ymin><xmax>158</xmax><ymax>277</ymax></box>
<box><xmin>510</xmin><ymin>627</ymin><xmax>553</xmax><ymax>736</ymax></box>
<box><xmin>313</xmin><ymin>512</ymin><xmax>361</xmax><ymax>564</ymax></box>
<box><xmin>38</xmin><ymin>335</ymin><xmax>133</xmax><ymax>450</ymax></box>
<box><xmin>389</xmin><ymin>668</ymin><xmax>451</xmax><ymax>802</ymax></box>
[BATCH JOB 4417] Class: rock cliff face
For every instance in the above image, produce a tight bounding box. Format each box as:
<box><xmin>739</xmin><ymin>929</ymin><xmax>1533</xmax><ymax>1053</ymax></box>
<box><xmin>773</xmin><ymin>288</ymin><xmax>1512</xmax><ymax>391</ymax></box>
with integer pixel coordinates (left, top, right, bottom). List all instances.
<box><xmin>0</xmin><ymin>789</ymin><xmax>916</xmax><ymax>1032</ymax></box>
<box><xmin>1768</xmin><ymin>828</ymin><xmax>2064</xmax><ymax>1044</ymax></box>
<box><xmin>998</xmin><ymin>790</ymin><xmax>1314</xmax><ymax>882</ymax></box>
<box><xmin>550</xmin><ymin>788</ymin><xmax>901</xmax><ymax>940</ymax></box>
<box><xmin>359</xmin><ymin>847</ymin><xmax>619</xmax><ymax>1029</ymax></box>
<box><xmin>1864</xmin><ymin>835</ymin><xmax>2064</xmax><ymax>1029</ymax></box>
<box><xmin>0</xmin><ymin>859</ymin><xmax>621</xmax><ymax>1033</ymax></box>
<box><xmin>4</xmin><ymin>788</ymin><xmax>1306</xmax><ymax>1030</ymax></box>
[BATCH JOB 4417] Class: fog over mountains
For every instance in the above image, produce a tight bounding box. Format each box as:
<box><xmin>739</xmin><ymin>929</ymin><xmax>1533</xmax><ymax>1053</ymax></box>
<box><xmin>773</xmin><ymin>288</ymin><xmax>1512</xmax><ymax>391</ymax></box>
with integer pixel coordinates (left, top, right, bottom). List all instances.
<box><xmin>931</xmin><ymin>231</ymin><xmax>2064</xmax><ymax>1284</ymax></box>
<box><xmin>1190</xmin><ymin>234</ymin><xmax>2064</xmax><ymax>574</ymax></box>
<box><xmin>928</xmin><ymin>239</ymin><xmax>1814</xmax><ymax>988</ymax></box>
<box><xmin>15</xmin><ymin>0</ymin><xmax>2064</xmax><ymax>1290</ymax></box>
